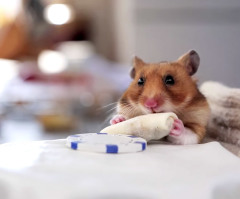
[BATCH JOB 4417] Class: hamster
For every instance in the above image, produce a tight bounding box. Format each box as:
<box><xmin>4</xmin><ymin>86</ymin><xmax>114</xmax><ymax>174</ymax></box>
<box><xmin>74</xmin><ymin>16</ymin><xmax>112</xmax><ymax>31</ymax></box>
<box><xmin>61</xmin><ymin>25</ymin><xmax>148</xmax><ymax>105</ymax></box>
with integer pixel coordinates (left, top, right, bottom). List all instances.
<box><xmin>110</xmin><ymin>50</ymin><xmax>210</xmax><ymax>145</ymax></box>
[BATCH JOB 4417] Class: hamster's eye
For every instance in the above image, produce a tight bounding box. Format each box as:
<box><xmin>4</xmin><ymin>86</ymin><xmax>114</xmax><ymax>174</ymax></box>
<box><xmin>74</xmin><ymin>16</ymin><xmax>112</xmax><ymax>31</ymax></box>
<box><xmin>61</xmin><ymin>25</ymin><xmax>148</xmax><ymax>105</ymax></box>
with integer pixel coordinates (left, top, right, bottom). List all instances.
<box><xmin>164</xmin><ymin>75</ymin><xmax>175</xmax><ymax>85</ymax></box>
<box><xmin>138</xmin><ymin>77</ymin><xmax>145</xmax><ymax>86</ymax></box>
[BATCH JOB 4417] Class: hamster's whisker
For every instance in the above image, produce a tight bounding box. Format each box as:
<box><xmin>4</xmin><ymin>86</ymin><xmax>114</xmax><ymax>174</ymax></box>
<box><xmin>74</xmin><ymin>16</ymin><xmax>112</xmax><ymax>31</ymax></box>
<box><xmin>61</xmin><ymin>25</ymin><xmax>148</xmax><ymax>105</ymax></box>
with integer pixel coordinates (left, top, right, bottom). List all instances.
<box><xmin>97</xmin><ymin>102</ymin><xmax>118</xmax><ymax>111</ymax></box>
<box><xmin>106</xmin><ymin>106</ymin><xmax>117</xmax><ymax>114</ymax></box>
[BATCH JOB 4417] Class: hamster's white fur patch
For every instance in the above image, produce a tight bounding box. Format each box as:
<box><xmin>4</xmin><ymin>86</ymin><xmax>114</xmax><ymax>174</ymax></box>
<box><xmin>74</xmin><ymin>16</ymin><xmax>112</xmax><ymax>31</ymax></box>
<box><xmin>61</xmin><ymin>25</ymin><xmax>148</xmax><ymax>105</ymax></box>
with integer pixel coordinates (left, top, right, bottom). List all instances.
<box><xmin>167</xmin><ymin>127</ymin><xmax>199</xmax><ymax>145</ymax></box>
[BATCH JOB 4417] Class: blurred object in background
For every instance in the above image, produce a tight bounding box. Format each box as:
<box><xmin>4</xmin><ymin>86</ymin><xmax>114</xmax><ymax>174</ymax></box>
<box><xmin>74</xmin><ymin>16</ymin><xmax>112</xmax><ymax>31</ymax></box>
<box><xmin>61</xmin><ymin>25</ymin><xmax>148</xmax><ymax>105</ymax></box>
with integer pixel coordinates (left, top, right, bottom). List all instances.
<box><xmin>43</xmin><ymin>3</ymin><xmax>74</xmax><ymax>25</ymax></box>
<box><xmin>0</xmin><ymin>0</ymin><xmax>134</xmax><ymax>63</ymax></box>
<box><xmin>0</xmin><ymin>0</ymin><xmax>89</xmax><ymax>59</ymax></box>
<box><xmin>0</xmin><ymin>41</ymin><xmax>130</xmax><ymax>143</ymax></box>
<box><xmin>0</xmin><ymin>0</ymin><xmax>132</xmax><ymax>143</ymax></box>
<box><xmin>0</xmin><ymin>0</ymin><xmax>30</xmax><ymax>59</ymax></box>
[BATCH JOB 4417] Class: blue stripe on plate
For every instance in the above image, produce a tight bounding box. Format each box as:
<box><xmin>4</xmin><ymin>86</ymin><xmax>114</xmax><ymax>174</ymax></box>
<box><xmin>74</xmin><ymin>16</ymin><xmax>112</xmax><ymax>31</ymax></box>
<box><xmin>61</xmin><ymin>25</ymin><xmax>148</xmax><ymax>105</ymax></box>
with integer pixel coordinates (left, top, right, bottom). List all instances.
<box><xmin>134</xmin><ymin>141</ymin><xmax>146</xmax><ymax>151</ymax></box>
<box><xmin>71</xmin><ymin>142</ymin><xmax>79</xmax><ymax>150</ymax></box>
<box><xmin>128</xmin><ymin>135</ymin><xmax>138</xmax><ymax>138</ymax></box>
<box><xmin>97</xmin><ymin>132</ymin><xmax>107</xmax><ymax>135</ymax></box>
<box><xmin>106</xmin><ymin>145</ymin><xmax>118</xmax><ymax>153</ymax></box>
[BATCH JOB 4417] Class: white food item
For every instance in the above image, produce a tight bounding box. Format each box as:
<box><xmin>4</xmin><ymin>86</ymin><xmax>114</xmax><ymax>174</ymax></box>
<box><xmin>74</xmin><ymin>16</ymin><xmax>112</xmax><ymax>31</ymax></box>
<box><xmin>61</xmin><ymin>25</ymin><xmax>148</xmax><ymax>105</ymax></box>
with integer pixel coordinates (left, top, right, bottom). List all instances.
<box><xmin>101</xmin><ymin>112</ymin><xmax>178</xmax><ymax>141</ymax></box>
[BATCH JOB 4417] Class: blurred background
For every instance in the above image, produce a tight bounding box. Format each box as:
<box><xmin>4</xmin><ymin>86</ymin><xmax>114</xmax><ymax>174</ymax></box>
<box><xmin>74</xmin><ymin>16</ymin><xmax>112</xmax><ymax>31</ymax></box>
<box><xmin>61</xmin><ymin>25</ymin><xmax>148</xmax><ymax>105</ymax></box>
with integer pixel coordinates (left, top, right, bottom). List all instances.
<box><xmin>0</xmin><ymin>0</ymin><xmax>239</xmax><ymax>143</ymax></box>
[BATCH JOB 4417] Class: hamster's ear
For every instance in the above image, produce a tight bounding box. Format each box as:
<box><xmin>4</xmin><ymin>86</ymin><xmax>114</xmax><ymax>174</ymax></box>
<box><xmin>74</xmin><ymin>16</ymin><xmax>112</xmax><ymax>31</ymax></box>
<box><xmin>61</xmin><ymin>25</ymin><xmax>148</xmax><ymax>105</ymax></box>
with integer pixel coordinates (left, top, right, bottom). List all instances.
<box><xmin>177</xmin><ymin>50</ymin><xmax>200</xmax><ymax>76</ymax></box>
<box><xmin>130</xmin><ymin>56</ymin><xmax>145</xmax><ymax>78</ymax></box>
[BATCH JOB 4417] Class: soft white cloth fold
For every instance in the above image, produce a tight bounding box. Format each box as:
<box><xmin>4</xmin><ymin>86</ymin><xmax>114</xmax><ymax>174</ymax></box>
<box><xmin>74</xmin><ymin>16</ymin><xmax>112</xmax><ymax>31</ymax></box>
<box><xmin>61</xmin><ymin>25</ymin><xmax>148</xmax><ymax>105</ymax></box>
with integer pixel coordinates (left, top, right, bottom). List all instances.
<box><xmin>200</xmin><ymin>81</ymin><xmax>240</xmax><ymax>108</ymax></box>
<box><xmin>0</xmin><ymin>140</ymin><xmax>240</xmax><ymax>199</ymax></box>
<box><xmin>207</xmin><ymin>122</ymin><xmax>240</xmax><ymax>146</ymax></box>
<box><xmin>208</xmin><ymin>103</ymin><xmax>240</xmax><ymax>130</ymax></box>
<box><xmin>200</xmin><ymin>81</ymin><xmax>240</xmax><ymax>146</ymax></box>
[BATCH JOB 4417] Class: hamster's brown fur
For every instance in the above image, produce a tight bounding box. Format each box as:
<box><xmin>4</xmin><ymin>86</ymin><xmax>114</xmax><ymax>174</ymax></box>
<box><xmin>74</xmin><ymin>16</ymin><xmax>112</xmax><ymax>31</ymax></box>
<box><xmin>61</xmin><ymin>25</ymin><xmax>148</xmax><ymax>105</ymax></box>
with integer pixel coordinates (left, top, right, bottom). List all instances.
<box><xmin>116</xmin><ymin>50</ymin><xmax>210</xmax><ymax>143</ymax></box>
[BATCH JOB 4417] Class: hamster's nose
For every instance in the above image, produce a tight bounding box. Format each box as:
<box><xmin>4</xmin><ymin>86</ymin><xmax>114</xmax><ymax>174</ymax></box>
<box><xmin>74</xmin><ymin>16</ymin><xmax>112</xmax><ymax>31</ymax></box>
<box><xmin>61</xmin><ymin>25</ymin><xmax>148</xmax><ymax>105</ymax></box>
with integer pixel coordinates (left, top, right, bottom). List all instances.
<box><xmin>144</xmin><ymin>98</ymin><xmax>159</xmax><ymax>109</ymax></box>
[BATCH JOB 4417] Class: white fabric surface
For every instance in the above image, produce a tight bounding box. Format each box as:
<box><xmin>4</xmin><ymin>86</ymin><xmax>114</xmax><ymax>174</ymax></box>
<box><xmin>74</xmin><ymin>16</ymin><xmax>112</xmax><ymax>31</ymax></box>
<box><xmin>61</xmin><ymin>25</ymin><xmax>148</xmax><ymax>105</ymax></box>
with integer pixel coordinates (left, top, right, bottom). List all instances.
<box><xmin>0</xmin><ymin>140</ymin><xmax>240</xmax><ymax>199</ymax></box>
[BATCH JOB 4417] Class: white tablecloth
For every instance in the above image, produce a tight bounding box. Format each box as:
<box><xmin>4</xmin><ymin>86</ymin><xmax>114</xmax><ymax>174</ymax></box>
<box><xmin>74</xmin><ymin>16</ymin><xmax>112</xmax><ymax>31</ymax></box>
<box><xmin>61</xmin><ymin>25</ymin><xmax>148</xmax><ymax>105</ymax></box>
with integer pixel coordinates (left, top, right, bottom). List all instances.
<box><xmin>0</xmin><ymin>140</ymin><xmax>240</xmax><ymax>199</ymax></box>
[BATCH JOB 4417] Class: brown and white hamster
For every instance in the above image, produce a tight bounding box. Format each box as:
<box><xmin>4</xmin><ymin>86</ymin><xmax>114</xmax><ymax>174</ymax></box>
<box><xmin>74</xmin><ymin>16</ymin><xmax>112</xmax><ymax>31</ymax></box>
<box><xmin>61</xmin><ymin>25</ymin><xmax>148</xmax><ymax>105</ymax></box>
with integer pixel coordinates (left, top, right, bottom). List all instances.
<box><xmin>110</xmin><ymin>50</ymin><xmax>210</xmax><ymax>145</ymax></box>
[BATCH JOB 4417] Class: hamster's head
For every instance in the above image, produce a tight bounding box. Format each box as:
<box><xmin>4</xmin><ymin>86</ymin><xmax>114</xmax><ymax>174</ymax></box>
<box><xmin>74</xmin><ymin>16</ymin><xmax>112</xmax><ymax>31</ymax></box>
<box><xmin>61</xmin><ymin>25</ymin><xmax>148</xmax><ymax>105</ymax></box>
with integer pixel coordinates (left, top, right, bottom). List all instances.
<box><xmin>126</xmin><ymin>50</ymin><xmax>200</xmax><ymax>115</ymax></box>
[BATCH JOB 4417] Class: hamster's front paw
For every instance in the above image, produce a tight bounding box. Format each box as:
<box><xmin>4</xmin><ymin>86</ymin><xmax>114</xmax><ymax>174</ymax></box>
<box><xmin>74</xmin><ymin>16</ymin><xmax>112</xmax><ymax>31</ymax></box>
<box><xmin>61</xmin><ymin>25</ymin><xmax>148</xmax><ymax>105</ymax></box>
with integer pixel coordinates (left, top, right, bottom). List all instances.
<box><xmin>110</xmin><ymin>115</ymin><xmax>126</xmax><ymax>125</ymax></box>
<box><xmin>168</xmin><ymin>119</ymin><xmax>199</xmax><ymax>145</ymax></box>
<box><xmin>169</xmin><ymin>119</ymin><xmax>184</xmax><ymax>136</ymax></box>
